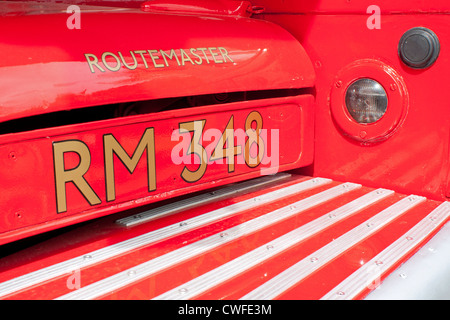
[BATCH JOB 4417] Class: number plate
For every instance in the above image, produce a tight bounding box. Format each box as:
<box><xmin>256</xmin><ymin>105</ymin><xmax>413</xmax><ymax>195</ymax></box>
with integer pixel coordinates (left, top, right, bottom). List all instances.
<box><xmin>0</xmin><ymin>95</ymin><xmax>313</xmax><ymax>243</ymax></box>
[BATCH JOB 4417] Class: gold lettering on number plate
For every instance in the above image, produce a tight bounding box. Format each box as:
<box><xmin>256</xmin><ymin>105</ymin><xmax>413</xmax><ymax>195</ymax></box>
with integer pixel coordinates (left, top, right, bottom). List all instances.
<box><xmin>53</xmin><ymin>128</ymin><xmax>156</xmax><ymax>214</ymax></box>
<box><xmin>53</xmin><ymin>140</ymin><xmax>102</xmax><ymax>214</ymax></box>
<box><xmin>52</xmin><ymin>110</ymin><xmax>275</xmax><ymax>214</ymax></box>
<box><xmin>103</xmin><ymin>128</ymin><xmax>156</xmax><ymax>202</ymax></box>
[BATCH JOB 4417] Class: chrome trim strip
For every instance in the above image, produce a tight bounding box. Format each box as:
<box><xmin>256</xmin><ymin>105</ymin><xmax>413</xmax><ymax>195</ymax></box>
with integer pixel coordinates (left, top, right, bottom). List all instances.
<box><xmin>0</xmin><ymin>176</ymin><xmax>330</xmax><ymax>298</ymax></box>
<box><xmin>322</xmin><ymin>201</ymin><xmax>450</xmax><ymax>300</ymax></box>
<box><xmin>241</xmin><ymin>195</ymin><xmax>426</xmax><ymax>300</ymax></box>
<box><xmin>56</xmin><ymin>182</ymin><xmax>360</xmax><ymax>300</ymax></box>
<box><xmin>116</xmin><ymin>173</ymin><xmax>292</xmax><ymax>227</ymax></box>
<box><xmin>154</xmin><ymin>188</ymin><xmax>393</xmax><ymax>300</ymax></box>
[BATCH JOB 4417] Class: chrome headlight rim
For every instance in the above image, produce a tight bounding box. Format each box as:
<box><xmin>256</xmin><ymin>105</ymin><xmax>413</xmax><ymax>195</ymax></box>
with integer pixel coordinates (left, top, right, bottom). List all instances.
<box><xmin>330</xmin><ymin>59</ymin><xmax>408</xmax><ymax>143</ymax></box>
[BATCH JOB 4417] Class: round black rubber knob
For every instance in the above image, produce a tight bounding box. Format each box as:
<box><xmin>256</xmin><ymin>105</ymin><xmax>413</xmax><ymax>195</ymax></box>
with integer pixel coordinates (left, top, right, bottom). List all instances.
<box><xmin>398</xmin><ymin>27</ymin><xmax>440</xmax><ymax>69</ymax></box>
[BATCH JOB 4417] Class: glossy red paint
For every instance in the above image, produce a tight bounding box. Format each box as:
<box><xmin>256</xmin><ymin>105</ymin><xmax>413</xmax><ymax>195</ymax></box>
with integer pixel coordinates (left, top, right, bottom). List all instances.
<box><xmin>0</xmin><ymin>1</ymin><xmax>314</xmax><ymax>123</ymax></box>
<box><xmin>140</xmin><ymin>0</ymin><xmax>258</xmax><ymax>17</ymax></box>
<box><xmin>0</xmin><ymin>175</ymin><xmax>446</xmax><ymax>300</ymax></box>
<box><xmin>253</xmin><ymin>0</ymin><xmax>450</xmax><ymax>14</ymax></box>
<box><xmin>1</xmin><ymin>0</ymin><xmax>450</xmax><ymax>301</ymax></box>
<box><xmin>0</xmin><ymin>176</ymin><xmax>316</xmax><ymax>300</ymax></box>
<box><xmin>256</xmin><ymin>5</ymin><xmax>450</xmax><ymax>201</ymax></box>
<box><xmin>0</xmin><ymin>1</ymin><xmax>316</xmax><ymax>245</ymax></box>
<box><xmin>0</xmin><ymin>95</ymin><xmax>314</xmax><ymax>245</ymax></box>
<box><xmin>329</xmin><ymin>59</ymin><xmax>409</xmax><ymax>143</ymax></box>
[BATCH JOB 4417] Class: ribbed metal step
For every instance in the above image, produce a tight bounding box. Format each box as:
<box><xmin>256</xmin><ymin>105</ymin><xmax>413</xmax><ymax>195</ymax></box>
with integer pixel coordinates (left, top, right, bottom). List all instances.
<box><xmin>0</xmin><ymin>173</ymin><xmax>448</xmax><ymax>300</ymax></box>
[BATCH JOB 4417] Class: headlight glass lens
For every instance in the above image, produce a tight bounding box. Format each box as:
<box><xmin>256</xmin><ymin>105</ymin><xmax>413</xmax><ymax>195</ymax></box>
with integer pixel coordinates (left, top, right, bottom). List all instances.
<box><xmin>345</xmin><ymin>78</ymin><xmax>388</xmax><ymax>124</ymax></box>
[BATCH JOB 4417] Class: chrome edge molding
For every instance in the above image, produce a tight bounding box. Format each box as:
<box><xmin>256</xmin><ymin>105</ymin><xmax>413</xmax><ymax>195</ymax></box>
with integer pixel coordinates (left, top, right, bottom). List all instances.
<box><xmin>56</xmin><ymin>182</ymin><xmax>360</xmax><ymax>300</ymax></box>
<box><xmin>116</xmin><ymin>173</ymin><xmax>292</xmax><ymax>227</ymax></box>
<box><xmin>155</xmin><ymin>188</ymin><xmax>393</xmax><ymax>300</ymax></box>
<box><xmin>241</xmin><ymin>195</ymin><xmax>426</xmax><ymax>300</ymax></box>
<box><xmin>322</xmin><ymin>201</ymin><xmax>450</xmax><ymax>300</ymax></box>
<box><xmin>0</xmin><ymin>176</ymin><xmax>330</xmax><ymax>298</ymax></box>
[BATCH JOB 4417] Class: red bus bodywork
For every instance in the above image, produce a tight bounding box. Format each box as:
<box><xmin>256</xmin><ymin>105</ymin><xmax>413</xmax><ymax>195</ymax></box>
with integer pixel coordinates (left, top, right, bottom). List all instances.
<box><xmin>0</xmin><ymin>0</ymin><xmax>449</xmax><ymax>301</ymax></box>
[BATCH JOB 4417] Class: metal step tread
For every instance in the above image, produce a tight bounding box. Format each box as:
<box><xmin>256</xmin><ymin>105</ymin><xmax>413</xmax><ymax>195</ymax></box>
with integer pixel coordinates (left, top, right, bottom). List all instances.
<box><xmin>0</xmin><ymin>173</ymin><xmax>448</xmax><ymax>300</ymax></box>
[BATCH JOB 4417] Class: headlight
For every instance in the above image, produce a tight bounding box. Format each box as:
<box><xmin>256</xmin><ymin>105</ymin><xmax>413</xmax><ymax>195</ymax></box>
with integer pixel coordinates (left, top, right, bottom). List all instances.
<box><xmin>331</xmin><ymin>60</ymin><xmax>407</xmax><ymax>142</ymax></box>
<box><xmin>345</xmin><ymin>78</ymin><xmax>388</xmax><ymax>124</ymax></box>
